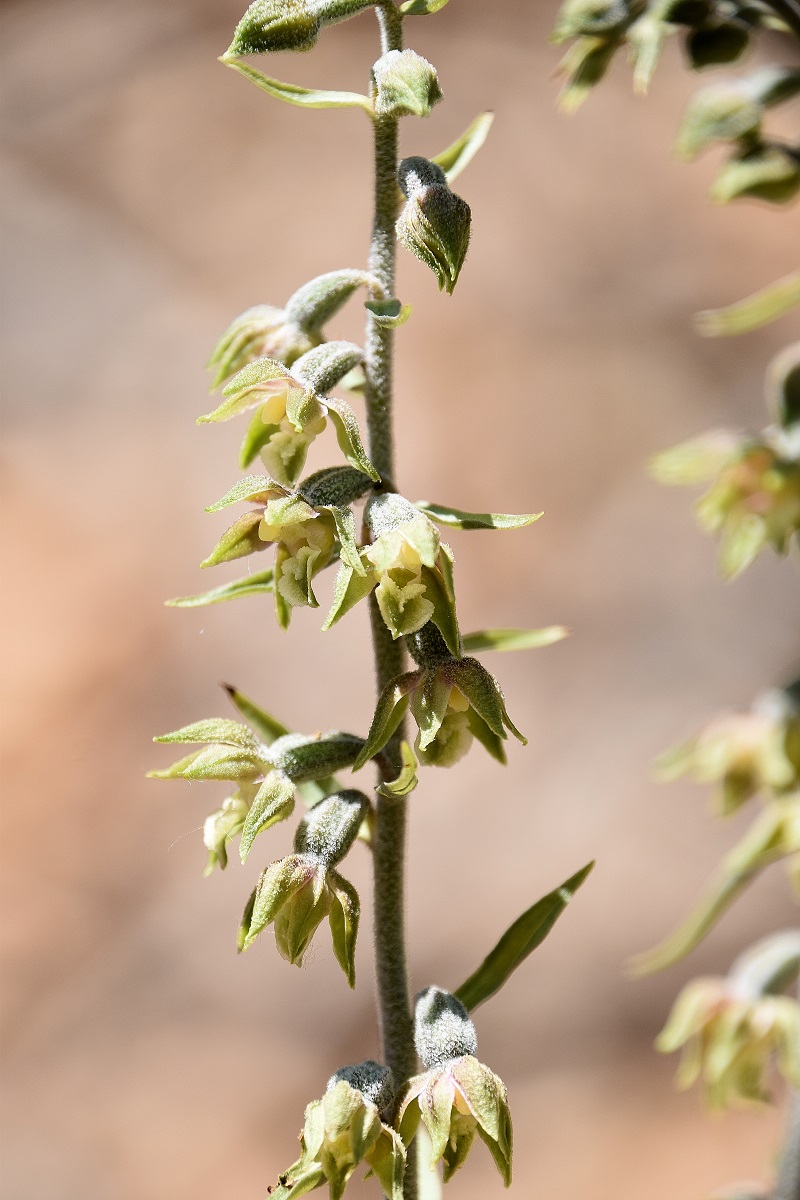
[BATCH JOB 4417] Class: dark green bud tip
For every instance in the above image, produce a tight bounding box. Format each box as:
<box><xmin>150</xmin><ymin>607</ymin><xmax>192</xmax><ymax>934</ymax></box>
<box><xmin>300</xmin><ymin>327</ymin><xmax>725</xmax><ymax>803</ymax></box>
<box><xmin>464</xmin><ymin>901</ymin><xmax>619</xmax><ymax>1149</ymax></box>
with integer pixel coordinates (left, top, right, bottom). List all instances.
<box><xmin>414</xmin><ymin>985</ymin><xmax>478</xmax><ymax>1069</ymax></box>
<box><xmin>406</xmin><ymin>622</ymin><xmax>454</xmax><ymax>668</ymax></box>
<box><xmin>398</xmin><ymin>156</ymin><xmax>448</xmax><ymax>197</ymax></box>
<box><xmin>327</xmin><ymin>1060</ymin><xmax>396</xmax><ymax>1110</ymax></box>
<box><xmin>294</xmin><ymin>790</ymin><xmax>369</xmax><ymax>865</ymax></box>
<box><xmin>299</xmin><ymin>466</ymin><xmax>375</xmax><ymax>508</ymax></box>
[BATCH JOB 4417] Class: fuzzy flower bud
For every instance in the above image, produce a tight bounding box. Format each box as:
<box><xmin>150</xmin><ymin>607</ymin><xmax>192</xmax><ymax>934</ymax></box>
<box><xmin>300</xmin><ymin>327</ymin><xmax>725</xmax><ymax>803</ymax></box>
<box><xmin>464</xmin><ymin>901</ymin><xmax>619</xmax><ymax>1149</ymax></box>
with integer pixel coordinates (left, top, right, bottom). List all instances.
<box><xmin>227</xmin><ymin>0</ymin><xmax>320</xmax><ymax>55</ymax></box>
<box><xmin>399</xmin><ymin>990</ymin><xmax>512</xmax><ymax>1185</ymax></box>
<box><xmin>414</xmin><ymin>987</ymin><xmax>478</xmax><ymax>1068</ymax></box>
<box><xmin>294</xmin><ymin>790</ymin><xmax>369</xmax><ymax>865</ymax></box>
<box><xmin>373</xmin><ymin>49</ymin><xmax>443</xmax><ymax>118</ymax></box>
<box><xmin>207</xmin><ymin>305</ymin><xmax>317</xmax><ymax>390</ymax></box>
<box><xmin>270</xmin><ymin>1073</ymin><xmax>405</xmax><ymax>1199</ymax></box>
<box><xmin>396</xmin><ymin>157</ymin><xmax>471</xmax><ymax>294</ymax></box>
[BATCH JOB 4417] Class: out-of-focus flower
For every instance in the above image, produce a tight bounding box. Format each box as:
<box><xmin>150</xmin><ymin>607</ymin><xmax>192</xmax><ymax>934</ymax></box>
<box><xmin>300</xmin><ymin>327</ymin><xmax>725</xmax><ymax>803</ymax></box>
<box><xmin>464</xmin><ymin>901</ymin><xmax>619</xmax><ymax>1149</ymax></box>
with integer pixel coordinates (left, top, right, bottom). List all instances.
<box><xmin>651</xmin><ymin>426</ymin><xmax>800</xmax><ymax>578</ymax></box>
<box><xmin>657</xmin><ymin>932</ymin><xmax>800</xmax><ymax>1108</ymax></box>
<box><xmin>656</xmin><ymin>685</ymin><xmax>800</xmax><ymax>814</ymax></box>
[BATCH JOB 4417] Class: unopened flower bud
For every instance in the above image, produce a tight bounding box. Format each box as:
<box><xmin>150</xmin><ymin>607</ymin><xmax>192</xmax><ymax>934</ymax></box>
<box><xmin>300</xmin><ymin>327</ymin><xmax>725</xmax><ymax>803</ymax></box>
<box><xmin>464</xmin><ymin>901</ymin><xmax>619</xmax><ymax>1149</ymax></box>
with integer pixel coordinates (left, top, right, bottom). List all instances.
<box><xmin>294</xmin><ymin>790</ymin><xmax>369</xmax><ymax>865</ymax></box>
<box><xmin>414</xmin><ymin>986</ymin><xmax>478</xmax><ymax>1068</ymax></box>
<box><xmin>396</xmin><ymin>157</ymin><xmax>471</xmax><ymax>294</ymax></box>
<box><xmin>226</xmin><ymin>0</ymin><xmax>320</xmax><ymax>55</ymax></box>
<box><xmin>284</xmin><ymin>268</ymin><xmax>374</xmax><ymax>332</ymax></box>
<box><xmin>268</xmin><ymin>731</ymin><xmax>366</xmax><ymax>781</ymax></box>
<box><xmin>327</xmin><ymin>1060</ymin><xmax>395</xmax><ymax>1111</ymax></box>
<box><xmin>373</xmin><ymin>49</ymin><xmax>443</xmax><ymax>119</ymax></box>
<box><xmin>292</xmin><ymin>341</ymin><xmax>365</xmax><ymax>396</ymax></box>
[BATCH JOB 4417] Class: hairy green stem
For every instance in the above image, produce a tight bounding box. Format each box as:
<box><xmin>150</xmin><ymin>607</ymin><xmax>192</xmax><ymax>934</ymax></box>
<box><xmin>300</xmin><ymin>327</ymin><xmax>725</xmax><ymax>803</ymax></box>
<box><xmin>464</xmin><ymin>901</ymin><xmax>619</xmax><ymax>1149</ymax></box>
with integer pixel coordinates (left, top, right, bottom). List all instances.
<box><xmin>365</xmin><ymin>5</ymin><xmax>418</xmax><ymax>1197</ymax></box>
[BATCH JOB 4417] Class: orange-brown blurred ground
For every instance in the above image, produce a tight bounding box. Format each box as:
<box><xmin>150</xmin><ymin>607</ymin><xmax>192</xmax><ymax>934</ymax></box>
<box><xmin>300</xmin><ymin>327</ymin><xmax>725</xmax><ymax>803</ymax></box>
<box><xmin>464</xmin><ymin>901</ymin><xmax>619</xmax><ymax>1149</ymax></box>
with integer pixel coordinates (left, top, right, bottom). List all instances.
<box><xmin>1</xmin><ymin>2</ymin><xmax>799</xmax><ymax>1197</ymax></box>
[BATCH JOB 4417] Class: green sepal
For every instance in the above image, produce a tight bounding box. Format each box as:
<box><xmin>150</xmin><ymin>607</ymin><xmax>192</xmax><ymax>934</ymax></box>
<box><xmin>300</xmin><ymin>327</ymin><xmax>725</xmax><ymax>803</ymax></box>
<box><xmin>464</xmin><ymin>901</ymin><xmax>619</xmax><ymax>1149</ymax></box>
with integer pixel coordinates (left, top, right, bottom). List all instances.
<box><xmin>400</xmin><ymin>0</ymin><xmax>450</xmax><ymax>12</ymax></box>
<box><xmin>711</xmin><ymin>143</ymin><xmax>800</xmax><ymax>206</ymax></box>
<box><xmin>324</xmin><ymin>395</ymin><xmax>380</xmax><ymax>480</ymax></box>
<box><xmin>153</xmin><ymin>718</ymin><xmax>263</xmax><ymax>754</ymax></box>
<box><xmin>421</xmin><ymin>547</ymin><xmax>460</xmax><ymax>658</ymax></box>
<box><xmin>365</xmin><ymin>298</ymin><xmax>413</xmax><ymax>328</ymax></box>
<box><xmin>239</xmin><ymin>855</ymin><xmax>325</xmax><ymax>957</ymax></box>
<box><xmin>354</xmin><ymin>674</ymin><xmax>419</xmax><ymax>768</ymax></box>
<box><xmin>323</xmin><ymin>558</ymin><xmax>378</xmax><ymax>630</ymax></box>
<box><xmin>556</xmin><ymin>36</ymin><xmax>618</xmax><ymax>113</ymax></box>
<box><xmin>203</xmin><ymin>792</ymin><xmax>251</xmax><ymax>874</ymax></box>
<box><xmin>377</xmin><ymin>742</ymin><xmax>419</xmax><ymax>798</ymax></box>
<box><xmin>328</xmin><ymin>869</ymin><xmax>360</xmax><ymax>987</ymax></box>
<box><xmin>466</xmin><ymin>707</ymin><xmax>507</xmax><ymax>765</ymax></box>
<box><xmin>221</xmin><ymin>57</ymin><xmax>373</xmax><ymax>112</ymax></box>
<box><xmin>205</xmin><ymin>474</ymin><xmax>284</xmax><ymax>512</ymax></box>
<box><xmin>695</xmin><ymin>272</ymin><xmax>800</xmax><ymax>337</ymax></box>
<box><xmin>324</xmin><ymin>504</ymin><xmax>365</xmax><ymax>574</ymax></box>
<box><xmin>454</xmin><ymin>861</ymin><xmax>596</xmax><ymax>1011</ymax></box>
<box><xmin>421</xmin><ymin>1074</ymin><xmax>455</xmax><ymax>1164</ymax></box>
<box><xmin>365</xmin><ymin>1127</ymin><xmax>407</xmax><ymax>1200</ymax></box>
<box><xmin>461</xmin><ymin>626</ymin><xmax>569</xmax><ymax>653</ymax></box>
<box><xmin>410</xmin><ymin>670</ymin><xmax>452</xmax><ymax>750</ymax></box>
<box><xmin>416</xmin><ymin>502</ymin><xmax>542</xmax><ymax>530</ymax></box>
<box><xmin>147</xmin><ymin>744</ymin><xmax>265</xmax><ymax>783</ymax></box>
<box><xmin>200</xmin><ymin>511</ymin><xmax>266</xmax><ymax>568</ymax></box>
<box><xmin>239</xmin><ymin>771</ymin><xmax>296</xmax><ymax>862</ymax></box>
<box><xmin>198</xmin><ymin>358</ymin><xmax>299</xmax><ymax>423</ymax></box>
<box><xmin>166</xmin><ymin>569</ymin><xmax>274</xmax><ymax>608</ymax></box>
<box><xmin>267</xmin><ymin>1164</ymin><xmax>327</xmax><ymax>1199</ymax></box>
<box><xmin>240</xmin><ymin>405</ymin><xmax>277</xmax><ymax>469</ymax></box>
<box><xmin>631</xmin><ymin>801</ymin><xmax>800</xmax><ymax>975</ymax></box>
<box><xmin>454</xmin><ymin>1060</ymin><xmax>512</xmax><ymax>1187</ymax></box>
<box><xmin>430</xmin><ymin>112</ymin><xmax>494</xmax><ymax>184</ymax></box>
<box><xmin>372</xmin><ymin>48</ymin><xmax>442</xmax><ymax>119</ymax></box>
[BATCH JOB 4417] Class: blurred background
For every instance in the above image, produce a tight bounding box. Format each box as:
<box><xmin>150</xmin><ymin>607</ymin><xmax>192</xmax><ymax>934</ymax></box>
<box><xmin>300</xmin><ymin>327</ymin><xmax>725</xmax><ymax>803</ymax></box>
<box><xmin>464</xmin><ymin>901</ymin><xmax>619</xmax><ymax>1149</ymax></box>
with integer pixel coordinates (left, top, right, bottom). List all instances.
<box><xmin>1</xmin><ymin>1</ymin><xmax>799</xmax><ymax>1197</ymax></box>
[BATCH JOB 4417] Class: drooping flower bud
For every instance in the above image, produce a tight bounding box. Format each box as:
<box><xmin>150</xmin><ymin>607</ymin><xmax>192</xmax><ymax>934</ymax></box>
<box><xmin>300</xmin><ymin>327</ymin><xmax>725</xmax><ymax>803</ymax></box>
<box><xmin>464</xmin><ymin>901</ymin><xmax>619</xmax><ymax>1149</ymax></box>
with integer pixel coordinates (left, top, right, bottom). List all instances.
<box><xmin>207</xmin><ymin>305</ymin><xmax>317</xmax><ymax>390</ymax></box>
<box><xmin>270</xmin><ymin>1073</ymin><xmax>405</xmax><ymax>1199</ymax></box>
<box><xmin>396</xmin><ymin>158</ymin><xmax>471</xmax><ymax>294</ymax></box>
<box><xmin>373</xmin><ymin>49</ymin><xmax>443</xmax><ymax>118</ymax></box>
<box><xmin>226</xmin><ymin>0</ymin><xmax>321</xmax><ymax>55</ymax></box>
<box><xmin>399</xmin><ymin>989</ymin><xmax>512</xmax><ymax>1185</ymax></box>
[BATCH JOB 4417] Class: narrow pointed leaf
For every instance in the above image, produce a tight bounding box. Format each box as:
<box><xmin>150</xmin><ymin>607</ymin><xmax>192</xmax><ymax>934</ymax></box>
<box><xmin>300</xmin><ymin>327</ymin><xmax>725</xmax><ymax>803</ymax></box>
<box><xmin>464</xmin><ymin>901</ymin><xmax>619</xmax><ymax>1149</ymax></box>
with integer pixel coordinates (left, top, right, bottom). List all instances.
<box><xmin>416</xmin><ymin>502</ymin><xmax>542</xmax><ymax>530</ymax></box>
<box><xmin>454</xmin><ymin>862</ymin><xmax>595</xmax><ymax>1011</ymax></box>
<box><xmin>166</xmin><ymin>569</ymin><xmax>274</xmax><ymax>608</ymax></box>
<box><xmin>324</xmin><ymin>504</ymin><xmax>365</xmax><ymax>574</ymax></box>
<box><xmin>461</xmin><ymin>626</ymin><xmax>569</xmax><ymax>653</ymax></box>
<box><xmin>149</xmin><ymin>744</ymin><xmax>264</xmax><ymax>783</ymax></box>
<box><xmin>695</xmin><ymin>271</ymin><xmax>800</xmax><ymax>337</ymax></box>
<box><xmin>354</xmin><ymin>674</ymin><xmax>418</xmax><ymax>769</ymax></box>
<box><xmin>222</xmin><ymin>57</ymin><xmax>373</xmax><ymax>113</ymax></box>
<box><xmin>431</xmin><ymin>112</ymin><xmax>494</xmax><ymax>184</ymax></box>
<box><xmin>328</xmin><ymin>870</ymin><xmax>360</xmax><ymax>988</ymax></box>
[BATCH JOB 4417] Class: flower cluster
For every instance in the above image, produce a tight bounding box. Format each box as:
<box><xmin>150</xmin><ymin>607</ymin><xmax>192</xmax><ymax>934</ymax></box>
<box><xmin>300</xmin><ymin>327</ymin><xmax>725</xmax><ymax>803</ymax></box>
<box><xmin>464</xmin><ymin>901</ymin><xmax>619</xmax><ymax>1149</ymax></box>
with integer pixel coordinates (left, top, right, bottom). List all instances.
<box><xmin>657</xmin><ymin>932</ymin><xmax>800</xmax><ymax>1108</ymax></box>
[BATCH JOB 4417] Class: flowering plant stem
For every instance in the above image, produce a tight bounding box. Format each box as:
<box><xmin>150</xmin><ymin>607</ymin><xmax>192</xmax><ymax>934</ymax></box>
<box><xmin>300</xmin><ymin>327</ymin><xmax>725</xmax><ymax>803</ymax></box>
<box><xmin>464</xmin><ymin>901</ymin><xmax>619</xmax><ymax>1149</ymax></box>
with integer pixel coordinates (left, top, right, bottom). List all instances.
<box><xmin>365</xmin><ymin>8</ymin><xmax>418</xmax><ymax>1195</ymax></box>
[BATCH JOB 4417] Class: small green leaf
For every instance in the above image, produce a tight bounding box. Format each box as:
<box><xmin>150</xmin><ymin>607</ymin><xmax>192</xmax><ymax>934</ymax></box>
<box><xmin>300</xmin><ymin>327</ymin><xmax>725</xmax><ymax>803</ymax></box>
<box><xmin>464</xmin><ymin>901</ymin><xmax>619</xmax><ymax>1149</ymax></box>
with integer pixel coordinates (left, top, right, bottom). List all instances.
<box><xmin>154</xmin><ymin>718</ymin><xmax>262</xmax><ymax>753</ymax></box>
<box><xmin>324</xmin><ymin>504</ymin><xmax>365</xmax><ymax>574</ymax></box>
<box><xmin>200</xmin><ymin>511</ymin><xmax>266</xmax><ymax>568</ymax></box>
<box><xmin>416</xmin><ymin>502</ymin><xmax>542</xmax><ymax>530</ymax></box>
<box><xmin>377</xmin><ymin>741</ymin><xmax>419</xmax><ymax>797</ymax></box>
<box><xmin>324</xmin><ymin>396</ymin><xmax>380</xmax><ymax>481</ymax></box>
<box><xmin>221</xmin><ymin>56</ymin><xmax>373</xmax><ymax>112</ymax></box>
<box><xmin>354</xmin><ymin>674</ymin><xmax>418</xmax><ymax>769</ymax></box>
<box><xmin>431</xmin><ymin>112</ymin><xmax>494</xmax><ymax>184</ymax></box>
<box><xmin>461</xmin><ymin>626</ymin><xmax>569</xmax><ymax>653</ymax></box>
<box><xmin>323</xmin><ymin>558</ymin><xmax>377</xmax><ymax>630</ymax></box>
<box><xmin>696</xmin><ymin>272</ymin><xmax>800</xmax><ymax>337</ymax></box>
<box><xmin>166</xmin><ymin>569</ymin><xmax>274</xmax><ymax>608</ymax></box>
<box><xmin>365</xmin><ymin>298</ymin><xmax>413</xmax><ymax>328</ymax></box>
<box><xmin>400</xmin><ymin>0</ymin><xmax>450</xmax><ymax>12</ymax></box>
<box><xmin>328</xmin><ymin>870</ymin><xmax>360</xmax><ymax>988</ymax></box>
<box><xmin>454</xmin><ymin>862</ymin><xmax>595</xmax><ymax>1011</ymax></box>
<box><xmin>148</xmin><ymin>744</ymin><xmax>264</xmax><ymax>783</ymax></box>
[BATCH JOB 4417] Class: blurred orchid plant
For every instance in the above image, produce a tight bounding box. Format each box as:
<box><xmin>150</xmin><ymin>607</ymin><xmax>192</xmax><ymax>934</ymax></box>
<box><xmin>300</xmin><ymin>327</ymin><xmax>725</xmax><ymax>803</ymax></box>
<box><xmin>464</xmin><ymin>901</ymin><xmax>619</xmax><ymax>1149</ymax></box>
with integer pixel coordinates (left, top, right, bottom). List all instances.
<box><xmin>551</xmin><ymin>0</ymin><xmax>800</xmax><ymax>1196</ymax></box>
<box><xmin>151</xmin><ymin>2</ymin><xmax>594</xmax><ymax>1197</ymax></box>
